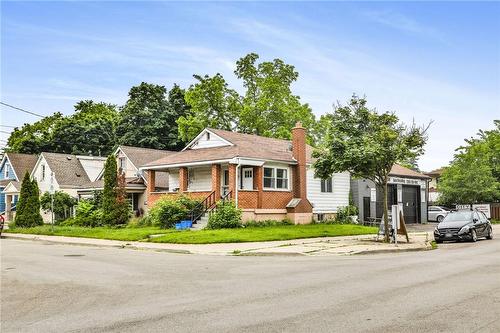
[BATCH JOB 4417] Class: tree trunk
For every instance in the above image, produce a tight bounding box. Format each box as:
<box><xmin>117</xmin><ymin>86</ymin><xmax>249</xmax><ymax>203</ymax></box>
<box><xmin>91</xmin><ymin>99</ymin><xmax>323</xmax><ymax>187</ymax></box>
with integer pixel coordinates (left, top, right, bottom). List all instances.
<box><xmin>383</xmin><ymin>179</ymin><xmax>390</xmax><ymax>242</ymax></box>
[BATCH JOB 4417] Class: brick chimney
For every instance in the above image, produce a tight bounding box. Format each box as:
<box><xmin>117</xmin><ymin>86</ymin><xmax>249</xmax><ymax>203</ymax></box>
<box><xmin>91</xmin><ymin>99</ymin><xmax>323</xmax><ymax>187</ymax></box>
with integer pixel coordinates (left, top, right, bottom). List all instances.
<box><xmin>292</xmin><ymin>122</ymin><xmax>307</xmax><ymax>200</ymax></box>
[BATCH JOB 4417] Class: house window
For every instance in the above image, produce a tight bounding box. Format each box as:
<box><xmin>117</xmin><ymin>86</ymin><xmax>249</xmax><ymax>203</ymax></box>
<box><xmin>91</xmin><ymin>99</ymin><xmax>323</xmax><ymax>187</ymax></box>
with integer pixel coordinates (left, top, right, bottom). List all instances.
<box><xmin>321</xmin><ymin>177</ymin><xmax>333</xmax><ymax>193</ymax></box>
<box><xmin>206</xmin><ymin>132</ymin><xmax>211</xmax><ymax>140</ymax></box>
<box><xmin>263</xmin><ymin>167</ymin><xmax>289</xmax><ymax>190</ymax></box>
<box><xmin>119</xmin><ymin>157</ymin><xmax>126</xmax><ymax>171</ymax></box>
<box><xmin>4</xmin><ymin>163</ymin><xmax>10</xmax><ymax>178</ymax></box>
<box><xmin>41</xmin><ymin>164</ymin><xmax>46</xmax><ymax>181</ymax></box>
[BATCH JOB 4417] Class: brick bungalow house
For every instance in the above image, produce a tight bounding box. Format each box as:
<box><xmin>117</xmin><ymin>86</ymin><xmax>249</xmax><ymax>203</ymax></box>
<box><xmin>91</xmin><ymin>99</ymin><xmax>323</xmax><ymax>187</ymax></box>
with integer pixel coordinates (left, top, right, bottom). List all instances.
<box><xmin>141</xmin><ymin>123</ymin><xmax>350</xmax><ymax>224</ymax></box>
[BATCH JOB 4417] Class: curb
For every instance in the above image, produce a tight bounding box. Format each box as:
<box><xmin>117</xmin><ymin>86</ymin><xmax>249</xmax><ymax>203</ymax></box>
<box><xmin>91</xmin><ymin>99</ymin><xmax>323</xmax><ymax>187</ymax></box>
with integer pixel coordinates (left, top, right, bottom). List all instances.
<box><xmin>2</xmin><ymin>234</ymin><xmax>193</xmax><ymax>255</ymax></box>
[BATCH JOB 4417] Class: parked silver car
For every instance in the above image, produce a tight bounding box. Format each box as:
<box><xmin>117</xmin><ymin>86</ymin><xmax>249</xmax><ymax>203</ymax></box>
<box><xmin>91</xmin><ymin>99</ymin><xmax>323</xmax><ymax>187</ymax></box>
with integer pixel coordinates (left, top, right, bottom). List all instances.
<box><xmin>428</xmin><ymin>206</ymin><xmax>450</xmax><ymax>222</ymax></box>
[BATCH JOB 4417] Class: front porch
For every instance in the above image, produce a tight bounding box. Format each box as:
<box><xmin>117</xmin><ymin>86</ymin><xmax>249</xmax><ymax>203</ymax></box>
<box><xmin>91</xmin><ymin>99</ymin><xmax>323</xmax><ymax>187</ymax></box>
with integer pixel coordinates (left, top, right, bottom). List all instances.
<box><xmin>146</xmin><ymin>162</ymin><xmax>295</xmax><ymax>222</ymax></box>
<box><xmin>2</xmin><ymin>182</ymin><xmax>20</xmax><ymax>223</ymax></box>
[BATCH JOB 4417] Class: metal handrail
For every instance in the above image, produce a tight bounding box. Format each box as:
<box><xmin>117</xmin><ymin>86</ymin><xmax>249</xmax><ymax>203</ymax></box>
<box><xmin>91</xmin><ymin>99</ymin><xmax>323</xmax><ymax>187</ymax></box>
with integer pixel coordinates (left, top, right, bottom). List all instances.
<box><xmin>189</xmin><ymin>191</ymin><xmax>217</xmax><ymax>223</ymax></box>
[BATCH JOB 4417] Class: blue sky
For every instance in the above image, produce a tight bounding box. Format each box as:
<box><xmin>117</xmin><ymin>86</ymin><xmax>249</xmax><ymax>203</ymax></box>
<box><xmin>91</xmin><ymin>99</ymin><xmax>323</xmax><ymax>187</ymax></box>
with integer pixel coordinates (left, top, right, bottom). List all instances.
<box><xmin>1</xmin><ymin>1</ymin><xmax>499</xmax><ymax>171</ymax></box>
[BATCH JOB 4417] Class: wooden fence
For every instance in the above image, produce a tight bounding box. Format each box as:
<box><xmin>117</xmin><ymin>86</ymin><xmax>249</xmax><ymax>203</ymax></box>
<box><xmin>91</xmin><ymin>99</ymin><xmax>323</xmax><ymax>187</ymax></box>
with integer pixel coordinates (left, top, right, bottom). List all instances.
<box><xmin>491</xmin><ymin>203</ymin><xmax>500</xmax><ymax>220</ymax></box>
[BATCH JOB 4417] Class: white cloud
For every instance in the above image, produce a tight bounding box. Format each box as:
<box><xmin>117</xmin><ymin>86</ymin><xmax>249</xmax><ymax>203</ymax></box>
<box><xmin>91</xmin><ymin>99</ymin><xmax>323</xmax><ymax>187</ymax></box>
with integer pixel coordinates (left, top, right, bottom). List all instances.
<box><xmin>226</xmin><ymin>17</ymin><xmax>498</xmax><ymax>171</ymax></box>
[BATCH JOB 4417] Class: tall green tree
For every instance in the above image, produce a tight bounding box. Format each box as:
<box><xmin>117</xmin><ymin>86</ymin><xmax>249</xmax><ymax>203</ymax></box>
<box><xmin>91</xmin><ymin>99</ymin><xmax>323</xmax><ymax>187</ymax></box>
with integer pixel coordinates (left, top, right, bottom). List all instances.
<box><xmin>101</xmin><ymin>155</ymin><xmax>118</xmax><ymax>225</ymax></box>
<box><xmin>14</xmin><ymin>172</ymin><xmax>43</xmax><ymax>227</ymax></box>
<box><xmin>235</xmin><ymin>53</ymin><xmax>316</xmax><ymax>142</ymax></box>
<box><xmin>115</xmin><ymin>171</ymin><xmax>131</xmax><ymax>225</ymax></box>
<box><xmin>178</xmin><ymin>53</ymin><xmax>317</xmax><ymax>143</ymax></box>
<box><xmin>117</xmin><ymin>82</ymin><xmax>188</xmax><ymax>150</ymax></box>
<box><xmin>313</xmin><ymin>96</ymin><xmax>429</xmax><ymax>242</ymax></box>
<box><xmin>51</xmin><ymin>100</ymin><xmax>119</xmax><ymax>156</ymax></box>
<box><xmin>438</xmin><ymin>121</ymin><xmax>500</xmax><ymax>205</ymax></box>
<box><xmin>40</xmin><ymin>191</ymin><xmax>77</xmax><ymax>222</ymax></box>
<box><xmin>177</xmin><ymin>74</ymin><xmax>242</xmax><ymax>142</ymax></box>
<box><xmin>6</xmin><ymin>113</ymin><xmax>64</xmax><ymax>154</ymax></box>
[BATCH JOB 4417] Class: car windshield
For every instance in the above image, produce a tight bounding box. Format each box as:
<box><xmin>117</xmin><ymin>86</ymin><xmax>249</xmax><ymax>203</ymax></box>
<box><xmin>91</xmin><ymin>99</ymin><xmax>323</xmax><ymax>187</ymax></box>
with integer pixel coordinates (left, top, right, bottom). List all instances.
<box><xmin>443</xmin><ymin>211</ymin><xmax>472</xmax><ymax>222</ymax></box>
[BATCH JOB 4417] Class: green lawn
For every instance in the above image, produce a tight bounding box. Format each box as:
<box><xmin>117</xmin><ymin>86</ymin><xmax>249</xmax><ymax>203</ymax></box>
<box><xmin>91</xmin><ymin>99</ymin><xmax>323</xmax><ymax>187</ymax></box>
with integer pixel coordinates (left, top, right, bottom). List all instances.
<box><xmin>4</xmin><ymin>224</ymin><xmax>378</xmax><ymax>244</ymax></box>
<box><xmin>491</xmin><ymin>219</ymin><xmax>500</xmax><ymax>224</ymax></box>
<box><xmin>4</xmin><ymin>226</ymin><xmax>173</xmax><ymax>241</ymax></box>
<box><xmin>149</xmin><ymin>224</ymin><xmax>378</xmax><ymax>244</ymax></box>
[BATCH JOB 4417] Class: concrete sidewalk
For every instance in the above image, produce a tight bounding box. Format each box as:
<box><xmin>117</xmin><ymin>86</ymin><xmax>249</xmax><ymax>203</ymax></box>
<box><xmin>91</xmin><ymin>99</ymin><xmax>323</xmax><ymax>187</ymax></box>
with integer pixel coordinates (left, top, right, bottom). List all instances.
<box><xmin>2</xmin><ymin>231</ymin><xmax>433</xmax><ymax>256</ymax></box>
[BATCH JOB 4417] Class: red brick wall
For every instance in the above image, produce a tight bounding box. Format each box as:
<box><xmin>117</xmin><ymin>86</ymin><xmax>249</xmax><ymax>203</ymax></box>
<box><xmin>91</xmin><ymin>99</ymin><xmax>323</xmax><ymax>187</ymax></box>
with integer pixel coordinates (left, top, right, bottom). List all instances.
<box><xmin>146</xmin><ymin>170</ymin><xmax>155</xmax><ymax>193</ymax></box>
<box><xmin>292</xmin><ymin>123</ymin><xmax>307</xmax><ymax>199</ymax></box>
<box><xmin>261</xmin><ymin>191</ymin><xmax>293</xmax><ymax>209</ymax></box>
<box><xmin>179</xmin><ymin>167</ymin><xmax>188</xmax><ymax>192</ymax></box>
<box><xmin>211</xmin><ymin>164</ymin><xmax>221</xmax><ymax>199</ymax></box>
<box><xmin>238</xmin><ymin>190</ymin><xmax>259</xmax><ymax>209</ymax></box>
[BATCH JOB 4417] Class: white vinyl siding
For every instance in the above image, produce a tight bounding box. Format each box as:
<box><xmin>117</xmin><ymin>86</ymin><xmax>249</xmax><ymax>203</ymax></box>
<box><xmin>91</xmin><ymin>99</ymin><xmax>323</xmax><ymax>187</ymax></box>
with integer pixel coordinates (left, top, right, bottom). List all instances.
<box><xmin>187</xmin><ymin>166</ymin><xmax>212</xmax><ymax>192</ymax></box>
<box><xmin>307</xmin><ymin>168</ymin><xmax>350</xmax><ymax>213</ymax></box>
<box><xmin>191</xmin><ymin>132</ymin><xmax>230</xmax><ymax>149</ymax></box>
<box><xmin>168</xmin><ymin>170</ymin><xmax>180</xmax><ymax>192</ymax></box>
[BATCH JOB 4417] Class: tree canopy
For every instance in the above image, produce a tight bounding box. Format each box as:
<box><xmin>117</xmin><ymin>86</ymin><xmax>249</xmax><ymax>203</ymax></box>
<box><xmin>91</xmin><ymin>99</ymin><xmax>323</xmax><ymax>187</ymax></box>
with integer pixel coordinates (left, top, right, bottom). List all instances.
<box><xmin>177</xmin><ymin>74</ymin><xmax>241</xmax><ymax>142</ymax></box>
<box><xmin>313</xmin><ymin>95</ymin><xmax>429</xmax><ymax>241</ymax></box>
<box><xmin>177</xmin><ymin>53</ymin><xmax>316</xmax><ymax>143</ymax></box>
<box><xmin>117</xmin><ymin>82</ymin><xmax>189</xmax><ymax>150</ymax></box>
<box><xmin>235</xmin><ymin>53</ymin><xmax>316</xmax><ymax>142</ymax></box>
<box><xmin>438</xmin><ymin>121</ymin><xmax>500</xmax><ymax>205</ymax></box>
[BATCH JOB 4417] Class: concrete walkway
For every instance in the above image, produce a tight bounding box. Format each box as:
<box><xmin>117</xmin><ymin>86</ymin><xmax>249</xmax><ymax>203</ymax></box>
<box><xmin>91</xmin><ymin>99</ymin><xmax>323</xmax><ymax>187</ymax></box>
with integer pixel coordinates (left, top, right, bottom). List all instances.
<box><xmin>2</xmin><ymin>230</ymin><xmax>434</xmax><ymax>256</ymax></box>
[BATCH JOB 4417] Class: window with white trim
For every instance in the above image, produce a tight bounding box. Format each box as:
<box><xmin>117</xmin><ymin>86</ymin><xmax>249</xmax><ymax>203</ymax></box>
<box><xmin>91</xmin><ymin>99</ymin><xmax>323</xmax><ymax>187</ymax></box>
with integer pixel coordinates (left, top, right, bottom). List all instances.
<box><xmin>4</xmin><ymin>163</ymin><xmax>10</xmax><ymax>178</ymax></box>
<box><xmin>41</xmin><ymin>164</ymin><xmax>46</xmax><ymax>181</ymax></box>
<box><xmin>263</xmin><ymin>167</ymin><xmax>289</xmax><ymax>190</ymax></box>
<box><xmin>119</xmin><ymin>157</ymin><xmax>126</xmax><ymax>171</ymax></box>
<box><xmin>320</xmin><ymin>177</ymin><xmax>333</xmax><ymax>193</ymax></box>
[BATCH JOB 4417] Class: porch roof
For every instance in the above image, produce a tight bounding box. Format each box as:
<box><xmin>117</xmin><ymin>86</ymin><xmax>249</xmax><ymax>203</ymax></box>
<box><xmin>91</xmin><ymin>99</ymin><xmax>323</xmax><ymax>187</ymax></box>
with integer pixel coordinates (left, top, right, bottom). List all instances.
<box><xmin>142</xmin><ymin>128</ymin><xmax>314</xmax><ymax>169</ymax></box>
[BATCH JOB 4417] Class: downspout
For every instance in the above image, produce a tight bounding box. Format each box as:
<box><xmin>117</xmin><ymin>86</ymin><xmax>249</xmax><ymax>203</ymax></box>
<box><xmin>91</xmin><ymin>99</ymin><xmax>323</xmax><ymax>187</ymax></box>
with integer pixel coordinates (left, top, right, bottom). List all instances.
<box><xmin>235</xmin><ymin>158</ymin><xmax>241</xmax><ymax>208</ymax></box>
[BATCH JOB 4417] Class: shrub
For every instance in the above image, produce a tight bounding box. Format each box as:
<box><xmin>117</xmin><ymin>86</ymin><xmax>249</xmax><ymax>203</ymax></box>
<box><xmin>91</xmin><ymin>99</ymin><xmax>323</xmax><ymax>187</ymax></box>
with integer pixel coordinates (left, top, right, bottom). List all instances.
<box><xmin>335</xmin><ymin>205</ymin><xmax>359</xmax><ymax>224</ymax></box>
<box><xmin>40</xmin><ymin>191</ymin><xmax>77</xmax><ymax>222</ymax></box>
<box><xmin>206</xmin><ymin>201</ymin><xmax>242</xmax><ymax>229</ymax></box>
<box><xmin>14</xmin><ymin>172</ymin><xmax>43</xmax><ymax>228</ymax></box>
<box><xmin>244</xmin><ymin>219</ymin><xmax>293</xmax><ymax>228</ymax></box>
<box><xmin>148</xmin><ymin>195</ymin><xmax>202</xmax><ymax>228</ymax></box>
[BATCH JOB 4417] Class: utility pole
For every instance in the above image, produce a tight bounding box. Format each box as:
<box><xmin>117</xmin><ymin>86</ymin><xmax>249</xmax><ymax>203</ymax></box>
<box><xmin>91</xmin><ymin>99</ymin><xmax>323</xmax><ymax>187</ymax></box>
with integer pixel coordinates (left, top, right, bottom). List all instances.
<box><xmin>49</xmin><ymin>172</ymin><xmax>55</xmax><ymax>229</ymax></box>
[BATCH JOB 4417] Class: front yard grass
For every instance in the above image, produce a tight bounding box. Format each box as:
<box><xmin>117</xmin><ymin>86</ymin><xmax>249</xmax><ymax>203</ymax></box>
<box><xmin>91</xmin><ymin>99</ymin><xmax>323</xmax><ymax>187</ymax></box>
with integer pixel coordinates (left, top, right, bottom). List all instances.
<box><xmin>4</xmin><ymin>224</ymin><xmax>378</xmax><ymax>244</ymax></box>
<box><xmin>149</xmin><ymin>224</ymin><xmax>378</xmax><ymax>244</ymax></box>
<box><xmin>4</xmin><ymin>225</ymin><xmax>174</xmax><ymax>241</ymax></box>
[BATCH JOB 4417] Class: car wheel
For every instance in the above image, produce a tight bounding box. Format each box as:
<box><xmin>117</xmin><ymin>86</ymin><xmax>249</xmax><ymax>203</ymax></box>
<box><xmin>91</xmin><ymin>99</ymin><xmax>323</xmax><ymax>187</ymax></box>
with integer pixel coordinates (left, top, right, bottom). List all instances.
<box><xmin>486</xmin><ymin>227</ymin><xmax>493</xmax><ymax>240</ymax></box>
<box><xmin>437</xmin><ymin>215</ymin><xmax>444</xmax><ymax>223</ymax></box>
<box><xmin>471</xmin><ymin>229</ymin><xmax>477</xmax><ymax>242</ymax></box>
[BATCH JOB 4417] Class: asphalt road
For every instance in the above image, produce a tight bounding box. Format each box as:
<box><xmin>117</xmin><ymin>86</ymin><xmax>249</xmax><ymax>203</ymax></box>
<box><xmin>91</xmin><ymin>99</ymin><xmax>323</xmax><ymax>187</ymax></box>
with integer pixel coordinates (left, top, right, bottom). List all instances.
<box><xmin>2</xmin><ymin>232</ymin><xmax>500</xmax><ymax>333</ymax></box>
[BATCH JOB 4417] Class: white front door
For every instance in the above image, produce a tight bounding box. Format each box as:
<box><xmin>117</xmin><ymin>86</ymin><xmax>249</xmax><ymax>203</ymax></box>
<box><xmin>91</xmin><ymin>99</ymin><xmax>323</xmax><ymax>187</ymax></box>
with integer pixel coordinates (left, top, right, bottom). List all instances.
<box><xmin>242</xmin><ymin>168</ymin><xmax>253</xmax><ymax>190</ymax></box>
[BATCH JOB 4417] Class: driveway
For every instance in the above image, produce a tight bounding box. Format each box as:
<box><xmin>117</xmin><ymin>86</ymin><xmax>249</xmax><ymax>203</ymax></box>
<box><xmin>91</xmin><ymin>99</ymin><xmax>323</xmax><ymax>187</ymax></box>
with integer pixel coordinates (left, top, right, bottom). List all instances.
<box><xmin>2</xmin><ymin>232</ymin><xmax>500</xmax><ymax>332</ymax></box>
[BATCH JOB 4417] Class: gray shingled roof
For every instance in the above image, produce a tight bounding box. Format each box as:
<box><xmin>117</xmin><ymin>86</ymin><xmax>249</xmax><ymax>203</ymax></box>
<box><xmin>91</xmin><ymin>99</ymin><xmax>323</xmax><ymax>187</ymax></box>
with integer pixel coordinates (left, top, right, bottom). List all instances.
<box><xmin>119</xmin><ymin>146</ymin><xmax>176</xmax><ymax>169</ymax></box>
<box><xmin>389</xmin><ymin>164</ymin><xmax>431</xmax><ymax>179</ymax></box>
<box><xmin>4</xmin><ymin>153</ymin><xmax>38</xmax><ymax>181</ymax></box>
<box><xmin>42</xmin><ymin>152</ymin><xmax>92</xmax><ymax>188</ymax></box>
<box><xmin>143</xmin><ymin>129</ymin><xmax>314</xmax><ymax>168</ymax></box>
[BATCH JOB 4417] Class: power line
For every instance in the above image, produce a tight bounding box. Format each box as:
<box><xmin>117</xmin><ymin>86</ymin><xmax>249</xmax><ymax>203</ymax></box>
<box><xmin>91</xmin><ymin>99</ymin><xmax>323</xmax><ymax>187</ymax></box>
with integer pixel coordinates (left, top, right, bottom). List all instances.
<box><xmin>0</xmin><ymin>130</ymin><xmax>12</xmax><ymax>135</ymax></box>
<box><xmin>0</xmin><ymin>101</ymin><xmax>45</xmax><ymax>118</ymax></box>
<box><xmin>0</xmin><ymin>125</ymin><xmax>17</xmax><ymax>128</ymax></box>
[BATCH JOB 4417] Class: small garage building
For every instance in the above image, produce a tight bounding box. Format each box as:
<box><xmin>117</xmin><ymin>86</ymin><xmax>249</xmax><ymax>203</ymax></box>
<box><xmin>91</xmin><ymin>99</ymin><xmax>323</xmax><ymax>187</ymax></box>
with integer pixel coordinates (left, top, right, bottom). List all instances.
<box><xmin>351</xmin><ymin>164</ymin><xmax>431</xmax><ymax>224</ymax></box>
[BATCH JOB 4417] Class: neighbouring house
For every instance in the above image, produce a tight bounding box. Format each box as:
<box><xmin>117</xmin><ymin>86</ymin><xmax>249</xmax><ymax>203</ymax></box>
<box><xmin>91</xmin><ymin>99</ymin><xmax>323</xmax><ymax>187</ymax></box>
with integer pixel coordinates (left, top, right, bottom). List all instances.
<box><xmin>31</xmin><ymin>152</ymin><xmax>107</xmax><ymax>222</ymax></box>
<box><xmin>0</xmin><ymin>153</ymin><xmax>38</xmax><ymax>221</ymax></box>
<box><xmin>424</xmin><ymin>167</ymin><xmax>445</xmax><ymax>204</ymax></box>
<box><xmin>141</xmin><ymin>123</ymin><xmax>350</xmax><ymax>224</ymax></box>
<box><xmin>351</xmin><ymin>165</ymin><xmax>431</xmax><ymax>224</ymax></box>
<box><xmin>77</xmin><ymin>146</ymin><xmax>174</xmax><ymax>215</ymax></box>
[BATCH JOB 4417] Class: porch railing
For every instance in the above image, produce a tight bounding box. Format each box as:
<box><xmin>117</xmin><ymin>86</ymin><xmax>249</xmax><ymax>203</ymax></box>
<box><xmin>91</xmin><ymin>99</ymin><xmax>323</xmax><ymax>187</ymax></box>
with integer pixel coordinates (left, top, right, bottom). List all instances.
<box><xmin>189</xmin><ymin>191</ymin><xmax>217</xmax><ymax>223</ymax></box>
